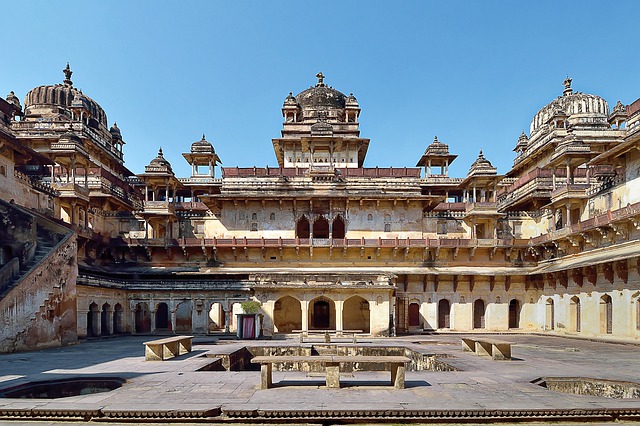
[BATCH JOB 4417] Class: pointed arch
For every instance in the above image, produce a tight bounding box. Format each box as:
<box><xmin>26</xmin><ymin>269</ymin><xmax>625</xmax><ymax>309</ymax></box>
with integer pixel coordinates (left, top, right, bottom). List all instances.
<box><xmin>113</xmin><ymin>303</ymin><xmax>124</xmax><ymax>334</ymax></box>
<box><xmin>296</xmin><ymin>215</ymin><xmax>310</xmax><ymax>239</ymax></box>
<box><xmin>101</xmin><ymin>303</ymin><xmax>111</xmax><ymax>336</ymax></box>
<box><xmin>332</xmin><ymin>215</ymin><xmax>346</xmax><ymax>239</ymax></box>
<box><xmin>313</xmin><ymin>216</ymin><xmax>329</xmax><ymax>238</ymax></box>
<box><xmin>343</xmin><ymin>296</ymin><xmax>370</xmax><ymax>333</ymax></box>
<box><xmin>273</xmin><ymin>295</ymin><xmax>302</xmax><ymax>333</ymax></box>
<box><xmin>156</xmin><ymin>302</ymin><xmax>170</xmax><ymax>331</ymax></box>
<box><xmin>309</xmin><ymin>297</ymin><xmax>335</xmax><ymax>329</ymax></box>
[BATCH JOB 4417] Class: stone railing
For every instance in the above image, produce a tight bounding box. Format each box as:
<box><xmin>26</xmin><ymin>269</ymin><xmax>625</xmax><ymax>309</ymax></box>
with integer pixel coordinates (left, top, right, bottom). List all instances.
<box><xmin>119</xmin><ymin>236</ymin><xmax>531</xmax><ymax>250</ymax></box>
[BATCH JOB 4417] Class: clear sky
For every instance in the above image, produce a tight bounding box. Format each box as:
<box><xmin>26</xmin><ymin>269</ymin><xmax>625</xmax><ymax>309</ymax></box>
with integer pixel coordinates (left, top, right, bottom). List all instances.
<box><xmin>3</xmin><ymin>1</ymin><xmax>640</xmax><ymax>178</ymax></box>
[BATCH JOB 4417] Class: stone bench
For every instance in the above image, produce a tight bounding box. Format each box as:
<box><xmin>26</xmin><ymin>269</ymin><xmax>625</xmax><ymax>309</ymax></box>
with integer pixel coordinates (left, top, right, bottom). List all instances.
<box><xmin>293</xmin><ymin>329</ymin><xmax>363</xmax><ymax>343</ymax></box>
<box><xmin>250</xmin><ymin>355</ymin><xmax>410</xmax><ymax>389</ymax></box>
<box><xmin>461</xmin><ymin>337</ymin><xmax>512</xmax><ymax>360</ymax></box>
<box><xmin>143</xmin><ymin>335</ymin><xmax>194</xmax><ymax>361</ymax></box>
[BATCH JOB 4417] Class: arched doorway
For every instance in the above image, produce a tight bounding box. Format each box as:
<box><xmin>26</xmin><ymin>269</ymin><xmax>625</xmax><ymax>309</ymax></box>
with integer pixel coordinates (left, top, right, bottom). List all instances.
<box><xmin>134</xmin><ymin>302</ymin><xmax>150</xmax><ymax>333</ymax></box>
<box><xmin>87</xmin><ymin>302</ymin><xmax>99</xmax><ymax>337</ymax></box>
<box><xmin>175</xmin><ymin>301</ymin><xmax>193</xmax><ymax>333</ymax></box>
<box><xmin>343</xmin><ymin>296</ymin><xmax>370</xmax><ymax>333</ymax></box>
<box><xmin>313</xmin><ymin>217</ymin><xmax>329</xmax><ymax>238</ymax></box>
<box><xmin>296</xmin><ymin>216</ymin><xmax>310</xmax><ymax>239</ymax></box>
<box><xmin>208</xmin><ymin>302</ymin><xmax>226</xmax><ymax>332</ymax></box>
<box><xmin>156</xmin><ymin>302</ymin><xmax>170</xmax><ymax>331</ymax></box>
<box><xmin>332</xmin><ymin>216</ymin><xmax>345</xmax><ymax>239</ymax></box>
<box><xmin>310</xmin><ymin>298</ymin><xmax>335</xmax><ymax>329</ymax></box>
<box><xmin>600</xmin><ymin>295</ymin><xmax>612</xmax><ymax>335</ymax></box>
<box><xmin>473</xmin><ymin>299</ymin><xmax>485</xmax><ymax>329</ymax></box>
<box><xmin>569</xmin><ymin>296</ymin><xmax>581</xmax><ymax>332</ymax></box>
<box><xmin>438</xmin><ymin>299</ymin><xmax>450</xmax><ymax>329</ymax></box>
<box><xmin>508</xmin><ymin>299</ymin><xmax>520</xmax><ymax>329</ymax></box>
<box><xmin>113</xmin><ymin>303</ymin><xmax>124</xmax><ymax>334</ymax></box>
<box><xmin>273</xmin><ymin>296</ymin><xmax>302</xmax><ymax>333</ymax></box>
<box><xmin>408</xmin><ymin>302</ymin><xmax>420</xmax><ymax>328</ymax></box>
<box><xmin>545</xmin><ymin>298</ymin><xmax>554</xmax><ymax>330</ymax></box>
<box><xmin>101</xmin><ymin>303</ymin><xmax>111</xmax><ymax>335</ymax></box>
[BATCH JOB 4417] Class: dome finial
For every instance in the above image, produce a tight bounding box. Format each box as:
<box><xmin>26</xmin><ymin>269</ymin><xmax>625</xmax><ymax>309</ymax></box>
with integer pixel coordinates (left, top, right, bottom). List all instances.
<box><xmin>563</xmin><ymin>76</ymin><xmax>573</xmax><ymax>96</ymax></box>
<box><xmin>316</xmin><ymin>72</ymin><xmax>325</xmax><ymax>87</ymax></box>
<box><xmin>158</xmin><ymin>147</ymin><xmax>163</xmax><ymax>157</ymax></box>
<box><xmin>202</xmin><ymin>133</ymin><xmax>206</xmax><ymax>140</ymax></box>
<box><xmin>63</xmin><ymin>63</ymin><xmax>73</xmax><ymax>86</ymax></box>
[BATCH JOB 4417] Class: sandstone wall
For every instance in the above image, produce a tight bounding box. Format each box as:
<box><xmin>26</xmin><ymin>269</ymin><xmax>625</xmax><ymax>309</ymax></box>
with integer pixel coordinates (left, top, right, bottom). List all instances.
<box><xmin>0</xmin><ymin>233</ymin><xmax>77</xmax><ymax>352</ymax></box>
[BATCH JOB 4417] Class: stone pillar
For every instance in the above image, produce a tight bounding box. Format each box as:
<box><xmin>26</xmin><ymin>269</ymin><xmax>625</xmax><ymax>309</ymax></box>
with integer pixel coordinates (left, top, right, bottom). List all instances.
<box><xmin>335</xmin><ymin>299</ymin><xmax>344</xmax><ymax>332</ymax></box>
<box><xmin>77</xmin><ymin>309</ymin><xmax>89</xmax><ymax>338</ymax></box>
<box><xmin>301</xmin><ymin>300</ymin><xmax>309</xmax><ymax>331</ymax></box>
<box><xmin>170</xmin><ymin>304</ymin><xmax>177</xmax><ymax>334</ymax></box>
<box><xmin>150</xmin><ymin>307</ymin><xmax>156</xmax><ymax>334</ymax></box>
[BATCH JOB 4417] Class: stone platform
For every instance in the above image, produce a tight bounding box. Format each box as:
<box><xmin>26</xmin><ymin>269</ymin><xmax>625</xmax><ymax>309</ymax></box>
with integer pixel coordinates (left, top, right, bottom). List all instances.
<box><xmin>1</xmin><ymin>334</ymin><xmax>640</xmax><ymax>424</ymax></box>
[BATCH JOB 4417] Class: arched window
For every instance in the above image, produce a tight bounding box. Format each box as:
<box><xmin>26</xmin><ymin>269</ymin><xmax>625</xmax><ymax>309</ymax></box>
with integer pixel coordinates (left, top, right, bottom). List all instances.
<box><xmin>332</xmin><ymin>216</ymin><xmax>345</xmax><ymax>239</ymax></box>
<box><xmin>269</xmin><ymin>212</ymin><xmax>275</xmax><ymax>221</ymax></box>
<box><xmin>251</xmin><ymin>212</ymin><xmax>257</xmax><ymax>221</ymax></box>
<box><xmin>313</xmin><ymin>216</ymin><xmax>329</xmax><ymax>238</ymax></box>
<box><xmin>296</xmin><ymin>216</ymin><xmax>310</xmax><ymax>239</ymax></box>
<box><xmin>367</xmin><ymin>214</ymin><xmax>373</xmax><ymax>221</ymax></box>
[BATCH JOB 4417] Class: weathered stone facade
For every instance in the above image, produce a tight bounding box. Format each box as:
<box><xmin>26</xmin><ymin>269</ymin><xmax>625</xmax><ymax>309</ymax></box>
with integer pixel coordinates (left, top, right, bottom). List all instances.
<box><xmin>1</xmin><ymin>67</ymin><xmax>639</xmax><ymax>351</ymax></box>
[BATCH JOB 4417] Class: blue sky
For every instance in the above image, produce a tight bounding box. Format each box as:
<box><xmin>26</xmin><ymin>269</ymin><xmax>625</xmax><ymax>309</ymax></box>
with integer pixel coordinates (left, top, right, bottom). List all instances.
<box><xmin>3</xmin><ymin>1</ymin><xmax>640</xmax><ymax>178</ymax></box>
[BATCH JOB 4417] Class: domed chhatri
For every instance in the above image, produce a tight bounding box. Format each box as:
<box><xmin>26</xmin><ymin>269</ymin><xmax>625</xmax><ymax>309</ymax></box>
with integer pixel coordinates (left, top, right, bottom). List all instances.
<box><xmin>145</xmin><ymin>147</ymin><xmax>173</xmax><ymax>174</ymax></box>
<box><xmin>191</xmin><ymin>134</ymin><xmax>215</xmax><ymax>153</ymax></box>
<box><xmin>23</xmin><ymin>63</ymin><xmax>109</xmax><ymax>130</ymax></box>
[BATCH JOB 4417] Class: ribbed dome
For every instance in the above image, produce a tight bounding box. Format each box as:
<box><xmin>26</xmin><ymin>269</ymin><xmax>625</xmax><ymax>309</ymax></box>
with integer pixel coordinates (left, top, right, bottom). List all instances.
<box><xmin>23</xmin><ymin>64</ymin><xmax>108</xmax><ymax>129</ymax></box>
<box><xmin>530</xmin><ymin>78</ymin><xmax>609</xmax><ymax>136</ymax></box>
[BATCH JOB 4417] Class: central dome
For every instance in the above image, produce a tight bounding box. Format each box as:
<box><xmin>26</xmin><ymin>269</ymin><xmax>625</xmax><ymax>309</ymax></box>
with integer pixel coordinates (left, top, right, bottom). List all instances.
<box><xmin>295</xmin><ymin>72</ymin><xmax>347</xmax><ymax>110</ymax></box>
<box><xmin>23</xmin><ymin>64</ymin><xmax>108</xmax><ymax>129</ymax></box>
<box><xmin>530</xmin><ymin>77</ymin><xmax>609</xmax><ymax>136</ymax></box>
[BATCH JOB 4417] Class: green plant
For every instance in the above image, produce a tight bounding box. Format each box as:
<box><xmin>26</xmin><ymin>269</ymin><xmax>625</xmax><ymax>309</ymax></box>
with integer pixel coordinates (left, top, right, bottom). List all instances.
<box><xmin>241</xmin><ymin>300</ymin><xmax>262</xmax><ymax>314</ymax></box>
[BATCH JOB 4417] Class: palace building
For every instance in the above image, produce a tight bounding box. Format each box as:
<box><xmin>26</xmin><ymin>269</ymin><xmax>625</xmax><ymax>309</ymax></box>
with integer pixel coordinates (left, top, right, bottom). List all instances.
<box><xmin>1</xmin><ymin>67</ymin><xmax>639</xmax><ymax>352</ymax></box>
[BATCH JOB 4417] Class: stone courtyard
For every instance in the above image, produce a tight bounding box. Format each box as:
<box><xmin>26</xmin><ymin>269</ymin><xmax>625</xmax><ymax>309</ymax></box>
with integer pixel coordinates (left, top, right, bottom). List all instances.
<box><xmin>1</xmin><ymin>334</ymin><xmax>640</xmax><ymax>424</ymax></box>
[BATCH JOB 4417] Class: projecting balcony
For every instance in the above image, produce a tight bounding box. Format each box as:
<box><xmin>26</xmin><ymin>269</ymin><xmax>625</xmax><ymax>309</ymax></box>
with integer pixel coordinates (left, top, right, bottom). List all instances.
<box><xmin>497</xmin><ymin>168</ymin><xmax>554</xmax><ymax>211</ymax></box>
<box><xmin>51</xmin><ymin>182</ymin><xmax>90</xmax><ymax>202</ymax></box>
<box><xmin>550</xmin><ymin>182</ymin><xmax>589</xmax><ymax>205</ymax></box>
<box><xmin>141</xmin><ymin>200</ymin><xmax>176</xmax><ymax>216</ymax></box>
<box><xmin>464</xmin><ymin>201</ymin><xmax>501</xmax><ymax>218</ymax></box>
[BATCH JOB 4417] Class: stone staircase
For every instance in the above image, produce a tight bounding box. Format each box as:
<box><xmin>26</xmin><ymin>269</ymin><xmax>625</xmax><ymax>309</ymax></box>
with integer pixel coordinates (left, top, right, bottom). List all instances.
<box><xmin>0</xmin><ymin>231</ymin><xmax>56</xmax><ymax>299</ymax></box>
<box><xmin>0</xmin><ymin>199</ymin><xmax>78</xmax><ymax>352</ymax></box>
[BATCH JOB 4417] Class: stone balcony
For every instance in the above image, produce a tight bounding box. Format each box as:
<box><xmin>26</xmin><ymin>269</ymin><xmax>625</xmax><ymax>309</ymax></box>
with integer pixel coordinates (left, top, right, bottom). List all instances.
<box><xmin>550</xmin><ymin>183</ymin><xmax>589</xmax><ymax>205</ymax></box>
<box><xmin>464</xmin><ymin>201</ymin><xmax>501</xmax><ymax>218</ymax></box>
<box><xmin>51</xmin><ymin>182</ymin><xmax>90</xmax><ymax>203</ymax></box>
<box><xmin>141</xmin><ymin>200</ymin><xmax>176</xmax><ymax>216</ymax></box>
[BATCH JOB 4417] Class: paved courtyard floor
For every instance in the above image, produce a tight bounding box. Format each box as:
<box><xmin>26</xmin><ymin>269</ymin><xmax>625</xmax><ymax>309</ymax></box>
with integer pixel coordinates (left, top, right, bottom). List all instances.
<box><xmin>1</xmin><ymin>333</ymin><xmax>640</xmax><ymax>424</ymax></box>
